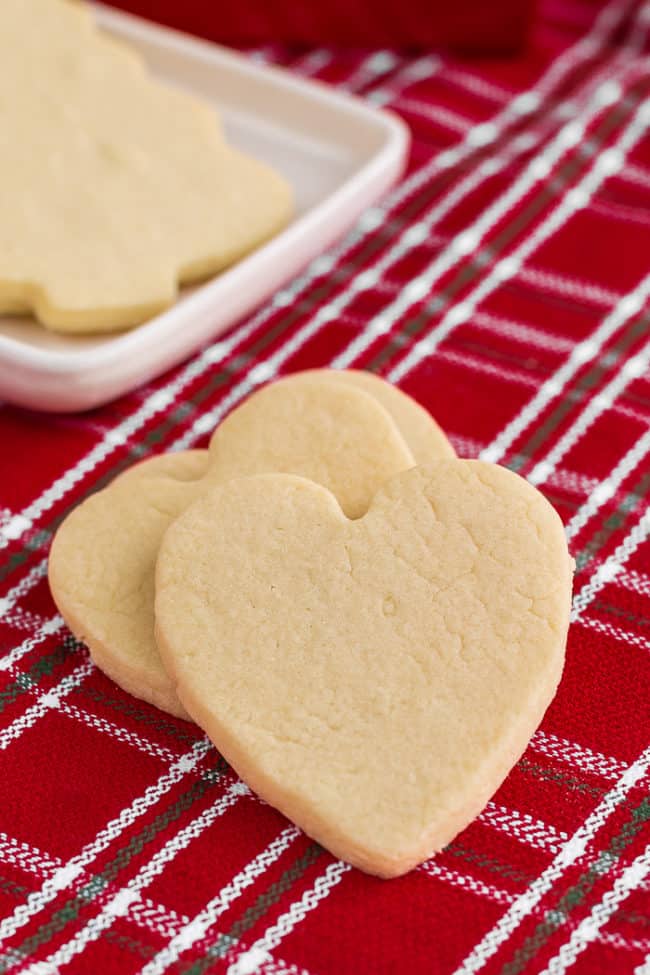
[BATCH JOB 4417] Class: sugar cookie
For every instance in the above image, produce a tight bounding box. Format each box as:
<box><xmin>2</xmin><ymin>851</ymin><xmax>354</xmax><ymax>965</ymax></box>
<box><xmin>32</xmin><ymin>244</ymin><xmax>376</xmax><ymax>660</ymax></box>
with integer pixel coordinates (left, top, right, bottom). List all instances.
<box><xmin>0</xmin><ymin>0</ymin><xmax>292</xmax><ymax>332</ymax></box>
<box><xmin>50</xmin><ymin>373</ymin><xmax>437</xmax><ymax>717</ymax></box>
<box><xmin>300</xmin><ymin>369</ymin><xmax>454</xmax><ymax>463</ymax></box>
<box><xmin>114</xmin><ymin>450</ymin><xmax>210</xmax><ymax>484</ymax></box>
<box><xmin>156</xmin><ymin>463</ymin><xmax>573</xmax><ymax>876</ymax></box>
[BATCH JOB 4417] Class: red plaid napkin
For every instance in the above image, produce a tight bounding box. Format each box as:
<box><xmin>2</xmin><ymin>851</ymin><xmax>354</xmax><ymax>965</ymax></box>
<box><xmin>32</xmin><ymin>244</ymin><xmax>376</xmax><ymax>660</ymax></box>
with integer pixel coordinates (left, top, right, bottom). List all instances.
<box><xmin>1</xmin><ymin>1</ymin><xmax>650</xmax><ymax>973</ymax></box>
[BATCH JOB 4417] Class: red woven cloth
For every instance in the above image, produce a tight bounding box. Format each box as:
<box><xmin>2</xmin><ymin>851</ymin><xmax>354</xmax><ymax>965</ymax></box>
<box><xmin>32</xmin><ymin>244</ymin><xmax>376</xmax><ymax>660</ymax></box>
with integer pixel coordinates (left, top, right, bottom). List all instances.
<box><xmin>1</xmin><ymin>1</ymin><xmax>650</xmax><ymax>973</ymax></box>
<box><xmin>106</xmin><ymin>0</ymin><xmax>533</xmax><ymax>52</ymax></box>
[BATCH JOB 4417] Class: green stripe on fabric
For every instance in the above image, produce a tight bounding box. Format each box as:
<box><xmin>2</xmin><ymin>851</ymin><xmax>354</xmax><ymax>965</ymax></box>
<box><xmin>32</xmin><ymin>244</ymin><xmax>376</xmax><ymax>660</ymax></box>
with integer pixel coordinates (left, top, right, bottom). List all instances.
<box><xmin>510</xmin><ymin>311</ymin><xmax>650</xmax><ymax>473</ymax></box>
<box><xmin>0</xmin><ymin>639</ymin><xmax>78</xmax><ymax>715</ymax></box>
<box><xmin>517</xmin><ymin>759</ymin><xmax>606</xmax><ymax>798</ymax></box>
<box><xmin>593</xmin><ymin>600</ymin><xmax>650</xmax><ymax>629</ymax></box>
<box><xmin>75</xmin><ymin>685</ymin><xmax>201</xmax><ymax>747</ymax></box>
<box><xmin>445</xmin><ymin>843</ymin><xmax>536</xmax><ymax>886</ymax></box>
<box><xmin>365</xmin><ymin>83</ymin><xmax>649</xmax><ymax>377</ymax></box>
<box><xmin>499</xmin><ymin>797</ymin><xmax>650</xmax><ymax>975</ymax></box>
<box><xmin>576</xmin><ymin>470</ymin><xmax>650</xmax><ymax>572</ymax></box>
<box><xmin>180</xmin><ymin>844</ymin><xmax>323</xmax><ymax>975</ymax></box>
<box><xmin>104</xmin><ymin>930</ymin><xmax>156</xmax><ymax>961</ymax></box>
<box><xmin>0</xmin><ymin>759</ymin><xmax>227</xmax><ymax>971</ymax></box>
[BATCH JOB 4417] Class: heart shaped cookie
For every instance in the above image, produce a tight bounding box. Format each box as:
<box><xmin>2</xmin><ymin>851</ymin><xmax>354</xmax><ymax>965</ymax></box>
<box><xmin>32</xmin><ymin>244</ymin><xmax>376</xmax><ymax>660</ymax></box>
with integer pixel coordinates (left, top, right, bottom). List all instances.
<box><xmin>155</xmin><ymin>462</ymin><xmax>573</xmax><ymax>876</ymax></box>
<box><xmin>0</xmin><ymin>0</ymin><xmax>292</xmax><ymax>332</ymax></box>
<box><xmin>114</xmin><ymin>449</ymin><xmax>210</xmax><ymax>484</ymax></box>
<box><xmin>49</xmin><ymin>372</ymin><xmax>452</xmax><ymax>718</ymax></box>
<box><xmin>114</xmin><ymin>369</ymin><xmax>453</xmax><ymax>487</ymax></box>
<box><xmin>296</xmin><ymin>369</ymin><xmax>454</xmax><ymax>464</ymax></box>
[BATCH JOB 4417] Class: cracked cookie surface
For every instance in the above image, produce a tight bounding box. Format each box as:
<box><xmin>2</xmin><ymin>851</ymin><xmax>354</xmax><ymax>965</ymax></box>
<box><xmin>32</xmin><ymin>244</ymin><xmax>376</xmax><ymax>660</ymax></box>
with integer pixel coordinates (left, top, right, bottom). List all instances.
<box><xmin>155</xmin><ymin>462</ymin><xmax>573</xmax><ymax>876</ymax></box>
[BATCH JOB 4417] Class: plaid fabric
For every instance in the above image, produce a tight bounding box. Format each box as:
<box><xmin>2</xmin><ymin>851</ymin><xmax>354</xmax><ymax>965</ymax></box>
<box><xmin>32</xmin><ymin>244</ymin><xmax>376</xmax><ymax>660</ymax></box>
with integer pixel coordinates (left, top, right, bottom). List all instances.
<box><xmin>1</xmin><ymin>1</ymin><xmax>650</xmax><ymax>973</ymax></box>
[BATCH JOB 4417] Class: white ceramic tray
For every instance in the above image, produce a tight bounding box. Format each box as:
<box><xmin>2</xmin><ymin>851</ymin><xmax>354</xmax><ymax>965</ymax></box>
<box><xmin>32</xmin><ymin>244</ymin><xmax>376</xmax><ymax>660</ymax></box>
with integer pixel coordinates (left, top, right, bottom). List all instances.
<box><xmin>0</xmin><ymin>4</ymin><xmax>408</xmax><ymax>413</ymax></box>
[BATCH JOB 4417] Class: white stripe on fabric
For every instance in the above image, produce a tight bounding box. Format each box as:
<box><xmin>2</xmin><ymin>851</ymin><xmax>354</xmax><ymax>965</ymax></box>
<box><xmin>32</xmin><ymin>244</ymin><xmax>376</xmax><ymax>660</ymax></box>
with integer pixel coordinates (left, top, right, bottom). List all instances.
<box><xmin>481</xmin><ymin>273</ymin><xmax>650</xmax><ymax>465</ymax></box>
<box><xmin>0</xmin><ymin>606</ymin><xmax>47</xmax><ymax>636</ymax></box>
<box><xmin>517</xmin><ymin>264</ymin><xmax>623</xmax><ymax>310</ymax></box>
<box><xmin>598</xmin><ymin>930</ymin><xmax>650</xmax><ymax>954</ymax></box>
<box><xmin>420</xmin><ymin>860</ymin><xmax>515</xmax><ymax>906</ymax></box>
<box><xmin>0</xmin><ymin>661</ymin><xmax>94</xmax><ymax>752</ymax></box>
<box><xmin>0</xmin><ymin>560</ymin><xmax>48</xmax><ymax>618</ymax></box>
<box><xmin>0</xmin><ymin>740</ymin><xmax>209</xmax><ymax>948</ymax></box>
<box><xmin>0</xmin><ymin>834</ymin><xmax>193</xmax><ymax>946</ymax></box>
<box><xmin>617</xmin><ymin>567</ymin><xmax>650</xmax><ymax>599</ymax></box>
<box><xmin>226</xmin><ymin>863</ymin><xmax>352</xmax><ymax>975</ymax></box>
<box><xmin>436</xmin><ymin>348</ymin><xmax>540</xmax><ymax>390</ymax></box>
<box><xmin>531</xmin><ymin>730</ymin><xmax>628</xmax><ymax>780</ymax></box>
<box><xmin>339</xmin><ymin>54</ymin><xmax>645</xmax><ymax>373</ymax></box>
<box><xmin>636</xmin><ymin>947</ymin><xmax>650</xmax><ymax>973</ymax></box>
<box><xmin>576</xmin><ymin>615</ymin><xmax>650</xmax><ymax>654</ymax></box>
<box><xmin>566</xmin><ymin>428</ymin><xmax>650</xmax><ymax>541</ymax></box>
<box><xmin>137</xmin><ymin>827</ymin><xmax>300</xmax><ymax>975</ymax></box>
<box><xmin>591</xmin><ymin>195</ymin><xmax>650</xmax><ymax>227</ymax></box>
<box><xmin>21</xmin><ymin>783</ymin><xmax>249</xmax><ymax>975</ymax></box>
<box><xmin>572</xmin><ymin>506</ymin><xmax>650</xmax><ymax>619</ymax></box>
<box><xmin>256</xmin><ymin>958</ymin><xmax>315</xmax><ymax>975</ymax></box>
<box><xmin>622</xmin><ymin>159</ymin><xmax>650</xmax><ymax>189</ymax></box>
<box><xmin>57</xmin><ymin>701</ymin><xmax>176</xmax><ymax>764</ymax></box>
<box><xmin>340</xmin><ymin>51</ymin><xmax>402</xmax><ymax>95</ymax></box>
<box><xmin>398</xmin><ymin>97</ymin><xmax>472</xmax><ymax>133</ymax></box>
<box><xmin>472</xmin><ymin>310</ymin><xmax>575</xmax><ymax>354</ymax></box>
<box><xmin>529</xmin><ymin>340</ymin><xmax>650</xmax><ymax>486</ymax></box>
<box><xmin>391</xmin><ymin>94</ymin><xmax>650</xmax><ymax>386</ymax></box>
<box><xmin>290</xmin><ymin>49</ymin><xmax>332</xmax><ymax>78</ymax></box>
<box><xmin>0</xmin><ymin>836</ymin><xmax>60</xmax><ymax>882</ymax></box>
<box><xmin>0</xmin><ymin>616</ymin><xmax>64</xmax><ymax>673</ymax></box>
<box><xmin>479</xmin><ymin>804</ymin><xmax>569</xmax><ymax>854</ymax></box>
<box><xmin>539</xmin><ymin>843</ymin><xmax>650</xmax><ymax>975</ymax></box>
<box><xmin>129</xmin><ymin>898</ymin><xmax>189</xmax><ymax>942</ymax></box>
<box><xmin>450</xmin><ymin>743</ymin><xmax>650</xmax><ymax>975</ymax></box>
<box><xmin>367</xmin><ymin>55</ymin><xmax>441</xmax><ymax>106</ymax></box>
<box><xmin>442</xmin><ymin>66</ymin><xmax>512</xmax><ymax>105</ymax></box>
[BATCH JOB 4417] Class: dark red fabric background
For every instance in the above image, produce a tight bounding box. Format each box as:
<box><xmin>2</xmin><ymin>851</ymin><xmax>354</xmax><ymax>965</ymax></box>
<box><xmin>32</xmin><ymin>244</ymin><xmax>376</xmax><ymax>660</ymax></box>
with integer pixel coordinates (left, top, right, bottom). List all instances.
<box><xmin>106</xmin><ymin>0</ymin><xmax>533</xmax><ymax>52</ymax></box>
<box><xmin>1</xmin><ymin>1</ymin><xmax>649</xmax><ymax>973</ymax></box>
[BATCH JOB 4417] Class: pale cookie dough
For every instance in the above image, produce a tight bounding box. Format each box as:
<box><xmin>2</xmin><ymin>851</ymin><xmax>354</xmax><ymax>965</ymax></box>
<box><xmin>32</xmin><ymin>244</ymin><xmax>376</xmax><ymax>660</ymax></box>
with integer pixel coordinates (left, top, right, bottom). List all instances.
<box><xmin>155</xmin><ymin>462</ymin><xmax>573</xmax><ymax>877</ymax></box>
<box><xmin>114</xmin><ymin>450</ymin><xmax>210</xmax><ymax>484</ymax></box>
<box><xmin>299</xmin><ymin>369</ymin><xmax>455</xmax><ymax>463</ymax></box>
<box><xmin>0</xmin><ymin>0</ymin><xmax>292</xmax><ymax>332</ymax></box>
<box><xmin>49</xmin><ymin>373</ymin><xmax>429</xmax><ymax>718</ymax></box>
<box><xmin>115</xmin><ymin>370</ymin><xmax>454</xmax><ymax>489</ymax></box>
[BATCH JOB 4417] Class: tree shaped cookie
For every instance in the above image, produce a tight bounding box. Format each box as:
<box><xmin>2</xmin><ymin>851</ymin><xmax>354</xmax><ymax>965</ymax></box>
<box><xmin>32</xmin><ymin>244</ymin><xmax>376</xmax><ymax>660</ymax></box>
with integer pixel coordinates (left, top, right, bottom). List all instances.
<box><xmin>0</xmin><ymin>0</ymin><xmax>292</xmax><ymax>332</ymax></box>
